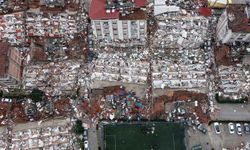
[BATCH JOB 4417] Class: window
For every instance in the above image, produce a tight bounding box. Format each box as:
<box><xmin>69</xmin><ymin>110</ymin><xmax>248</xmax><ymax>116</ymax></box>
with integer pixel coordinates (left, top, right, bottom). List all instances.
<box><xmin>95</xmin><ymin>21</ymin><xmax>101</xmax><ymax>26</ymax></box>
<box><xmin>113</xmin><ymin>28</ymin><xmax>118</xmax><ymax>34</ymax></box>
<box><xmin>96</xmin><ymin>29</ymin><xmax>102</xmax><ymax>36</ymax></box>
<box><xmin>103</xmin><ymin>21</ymin><xmax>109</xmax><ymax>26</ymax></box>
<box><xmin>112</xmin><ymin>21</ymin><xmax>117</xmax><ymax>25</ymax></box>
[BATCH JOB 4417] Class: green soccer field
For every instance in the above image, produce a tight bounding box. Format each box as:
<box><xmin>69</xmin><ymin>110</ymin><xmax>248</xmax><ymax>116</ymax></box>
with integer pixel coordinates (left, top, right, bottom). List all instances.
<box><xmin>103</xmin><ymin>122</ymin><xmax>186</xmax><ymax>150</ymax></box>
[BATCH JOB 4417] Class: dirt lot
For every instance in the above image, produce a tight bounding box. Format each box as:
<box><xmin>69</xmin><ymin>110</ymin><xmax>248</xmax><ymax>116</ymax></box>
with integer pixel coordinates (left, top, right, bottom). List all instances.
<box><xmin>214</xmin><ymin>45</ymin><xmax>232</xmax><ymax>66</ymax></box>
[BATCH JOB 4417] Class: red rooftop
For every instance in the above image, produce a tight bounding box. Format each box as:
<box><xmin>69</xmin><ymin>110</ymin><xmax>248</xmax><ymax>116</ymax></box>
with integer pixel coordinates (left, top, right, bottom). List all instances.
<box><xmin>89</xmin><ymin>0</ymin><xmax>148</xmax><ymax>20</ymax></box>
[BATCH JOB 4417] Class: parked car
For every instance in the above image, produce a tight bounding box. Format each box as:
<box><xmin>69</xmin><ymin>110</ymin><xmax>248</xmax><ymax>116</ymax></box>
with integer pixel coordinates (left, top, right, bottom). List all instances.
<box><xmin>197</xmin><ymin>124</ymin><xmax>207</xmax><ymax>134</ymax></box>
<box><xmin>228</xmin><ymin>123</ymin><xmax>235</xmax><ymax>134</ymax></box>
<box><xmin>243</xmin><ymin>123</ymin><xmax>250</xmax><ymax>134</ymax></box>
<box><xmin>236</xmin><ymin>123</ymin><xmax>242</xmax><ymax>135</ymax></box>
<box><xmin>84</xmin><ymin>141</ymin><xmax>89</xmax><ymax>149</ymax></box>
<box><xmin>213</xmin><ymin>122</ymin><xmax>221</xmax><ymax>134</ymax></box>
<box><xmin>83</xmin><ymin>130</ymin><xmax>88</xmax><ymax>140</ymax></box>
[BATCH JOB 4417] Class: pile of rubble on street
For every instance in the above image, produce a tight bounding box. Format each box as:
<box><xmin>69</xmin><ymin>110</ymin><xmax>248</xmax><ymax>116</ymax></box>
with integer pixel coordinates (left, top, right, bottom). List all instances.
<box><xmin>152</xmin><ymin>90</ymin><xmax>210</xmax><ymax>133</ymax></box>
<box><xmin>80</xmin><ymin>86</ymin><xmax>149</xmax><ymax>124</ymax></box>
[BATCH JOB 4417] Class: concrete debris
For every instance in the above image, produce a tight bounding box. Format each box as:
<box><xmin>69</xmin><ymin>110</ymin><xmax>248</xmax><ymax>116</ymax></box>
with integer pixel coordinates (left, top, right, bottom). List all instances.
<box><xmin>0</xmin><ymin>12</ymin><xmax>25</xmax><ymax>45</ymax></box>
<box><xmin>82</xmin><ymin>86</ymin><xmax>148</xmax><ymax>122</ymax></box>
<box><xmin>23</xmin><ymin>60</ymin><xmax>88</xmax><ymax>96</ymax></box>
<box><xmin>218</xmin><ymin>65</ymin><xmax>250</xmax><ymax>98</ymax></box>
<box><xmin>152</xmin><ymin>16</ymin><xmax>211</xmax><ymax>90</ymax></box>
<box><xmin>90</xmin><ymin>48</ymin><xmax>149</xmax><ymax>84</ymax></box>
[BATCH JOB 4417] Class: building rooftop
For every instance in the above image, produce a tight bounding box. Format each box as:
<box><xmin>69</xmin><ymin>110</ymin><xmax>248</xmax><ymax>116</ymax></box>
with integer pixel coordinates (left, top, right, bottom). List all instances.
<box><xmin>0</xmin><ymin>42</ymin><xmax>9</xmax><ymax>76</ymax></box>
<box><xmin>89</xmin><ymin>0</ymin><xmax>147</xmax><ymax>20</ymax></box>
<box><xmin>120</xmin><ymin>9</ymin><xmax>147</xmax><ymax>20</ymax></box>
<box><xmin>227</xmin><ymin>5</ymin><xmax>250</xmax><ymax>33</ymax></box>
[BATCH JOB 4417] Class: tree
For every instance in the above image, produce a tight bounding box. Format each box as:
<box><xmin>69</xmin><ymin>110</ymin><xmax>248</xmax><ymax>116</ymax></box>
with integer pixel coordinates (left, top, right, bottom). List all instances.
<box><xmin>29</xmin><ymin>89</ymin><xmax>45</xmax><ymax>103</ymax></box>
<box><xmin>0</xmin><ymin>90</ymin><xmax>3</xmax><ymax>98</ymax></box>
<box><xmin>73</xmin><ymin>120</ymin><xmax>84</xmax><ymax>135</ymax></box>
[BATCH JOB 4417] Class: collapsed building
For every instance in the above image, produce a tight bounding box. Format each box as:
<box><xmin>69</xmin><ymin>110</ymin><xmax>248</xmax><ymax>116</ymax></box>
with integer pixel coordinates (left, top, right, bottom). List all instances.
<box><xmin>90</xmin><ymin>49</ymin><xmax>149</xmax><ymax>85</ymax></box>
<box><xmin>23</xmin><ymin>60</ymin><xmax>88</xmax><ymax>96</ymax></box>
<box><xmin>152</xmin><ymin>12</ymin><xmax>211</xmax><ymax>90</ymax></box>
<box><xmin>8</xmin><ymin>119</ymin><xmax>74</xmax><ymax>149</ymax></box>
<box><xmin>0</xmin><ymin>12</ymin><xmax>25</xmax><ymax>45</ymax></box>
<box><xmin>218</xmin><ymin>65</ymin><xmax>250</xmax><ymax>98</ymax></box>
<box><xmin>43</xmin><ymin>0</ymin><xmax>65</xmax><ymax>8</ymax></box>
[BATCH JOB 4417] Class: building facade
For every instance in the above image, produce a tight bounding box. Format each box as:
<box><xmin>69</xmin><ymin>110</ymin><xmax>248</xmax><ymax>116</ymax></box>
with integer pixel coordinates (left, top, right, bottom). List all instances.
<box><xmin>0</xmin><ymin>42</ymin><xmax>22</xmax><ymax>87</ymax></box>
<box><xmin>91</xmin><ymin>19</ymin><xmax>147</xmax><ymax>42</ymax></box>
<box><xmin>89</xmin><ymin>0</ymin><xmax>147</xmax><ymax>44</ymax></box>
<box><xmin>217</xmin><ymin>5</ymin><xmax>250</xmax><ymax>43</ymax></box>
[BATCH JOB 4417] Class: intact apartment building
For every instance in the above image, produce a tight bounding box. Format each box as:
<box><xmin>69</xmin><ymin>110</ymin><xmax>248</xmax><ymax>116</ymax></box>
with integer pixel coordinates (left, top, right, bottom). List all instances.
<box><xmin>217</xmin><ymin>4</ymin><xmax>250</xmax><ymax>43</ymax></box>
<box><xmin>89</xmin><ymin>0</ymin><xmax>147</xmax><ymax>44</ymax></box>
<box><xmin>0</xmin><ymin>42</ymin><xmax>22</xmax><ymax>88</ymax></box>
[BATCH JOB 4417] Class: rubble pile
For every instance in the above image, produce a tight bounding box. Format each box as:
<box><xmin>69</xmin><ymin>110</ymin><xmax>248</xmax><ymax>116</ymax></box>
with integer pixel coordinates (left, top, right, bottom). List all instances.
<box><xmin>151</xmin><ymin>90</ymin><xmax>210</xmax><ymax>133</ymax></box>
<box><xmin>11</xmin><ymin>124</ymin><xmax>73</xmax><ymax>149</ymax></box>
<box><xmin>12</xmin><ymin>103</ymin><xmax>29</xmax><ymax>123</ymax></box>
<box><xmin>0</xmin><ymin>12</ymin><xmax>25</xmax><ymax>45</ymax></box>
<box><xmin>0</xmin><ymin>1</ymin><xmax>88</xmax><ymax>60</ymax></box>
<box><xmin>152</xmin><ymin>59</ymin><xmax>208</xmax><ymax>89</ymax></box>
<box><xmin>90</xmin><ymin>49</ymin><xmax>149</xmax><ymax>84</ymax></box>
<box><xmin>0</xmin><ymin>134</ymin><xmax>7</xmax><ymax>150</ymax></box>
<box><xmin>99</xmin><ymin>38</ymin><xmax>147</xmax><ymax>47</ymax></box>
<box><xmin>33</xmin><ymin>38</ymin><xmax>86</xmax><ymax>61</ymax></box>
<box><xmin>0</xmin><ymin>96</ymin><xmax>74</xmax><ymax>125</ymax></box>
<box><xmin>153</xmin><ymin>91</ymin><xmax>210</xmax><ymax>123</ymax></box>
<box><xmin>0</xmin><ymin>0</ymin><xmax>27</xmax><ymax>14</ymax></box>
<box><xmin>153</xmin><ymin>16</ymin><xmax>208</xmax><ymax>48</ymax></box>
<box><xmin>0</xmin><ymin>0</ymin><xmax>9</xmax><ymax>13</ymax></box>
<box><xmin>53</xmin><ymin>97</ymin><xmax>72</xmax><ymax>116</ymax></box>
<box><xmin>214</xmin><ymin>45</ymin><xmax>232</xmax><ymax>66</ymax></box>
<box><xmin>218</xmin><ymin>65</ymin><xmax>250</xmax><ymax>98</ymax></box>
<box><xmin>26</xmin><ymin>12</ymin><xmax>78</xmax><ymax>41</ymax></box>
<box><xmin>165</xmin><ymin>0</ymin><xmax>203</xmax><ymax>11</ymax></box>
<box><xmin>152</xmin><ymin>16</ymin><xmax>211</xmax><ymax>89</ymax></box>
<box><xmin>82</xmin><ymin>86</ymin><xmax>149</xmax><ymax>121</ymax></box>
<box><xmin>23</xmin><ymin>60</ymin><xmax>87</xmax><ymax>96</ymax></box>
<box><xmin>0</xmin><ymin>101</ymin><xmax>8</xmax><ymax>125</ymax></box>
<box><xmin>168</xmin><ymin>101</ymin><xmax>208</xmax><ymax>133</ymax></box>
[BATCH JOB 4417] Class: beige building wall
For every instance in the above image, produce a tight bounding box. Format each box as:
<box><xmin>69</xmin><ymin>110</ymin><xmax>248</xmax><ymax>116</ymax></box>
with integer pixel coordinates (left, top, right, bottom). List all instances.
<box><xmin>8</xmin><ymin>47</ymin><xmax>22</xmax><ymax>81</ymax></box>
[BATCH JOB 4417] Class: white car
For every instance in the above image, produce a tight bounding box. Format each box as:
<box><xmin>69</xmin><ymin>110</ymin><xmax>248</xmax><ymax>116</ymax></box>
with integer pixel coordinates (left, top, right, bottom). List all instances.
<box><xmin>84</xmin><ymin>141</ymin><xmax>88</xmax><ymax>149</ymax></box>
<box><xmin>228</xmin><ymin>123</ymin><xmax>235</xmax><ymax>134</ymax></box>
<box><xmin>213</xmin><ymin>122</ymin><xmax>221</xmax><ymax>134</ymax></box>
<box><xmin>236</xmin><ymin>123</ymin><xmax>242</xmax><ymax>135</ymax></box>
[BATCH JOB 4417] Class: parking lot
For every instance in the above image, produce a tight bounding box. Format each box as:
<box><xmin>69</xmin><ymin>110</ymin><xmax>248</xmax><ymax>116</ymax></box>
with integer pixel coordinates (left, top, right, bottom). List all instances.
<box><xmin>208</xmin><ymin>122</ymin><xmax>250</xmax><ymax>149</ymax></box>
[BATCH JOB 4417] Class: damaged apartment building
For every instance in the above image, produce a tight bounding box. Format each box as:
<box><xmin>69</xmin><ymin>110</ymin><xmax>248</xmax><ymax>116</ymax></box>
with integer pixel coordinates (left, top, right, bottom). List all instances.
<box><xmin>152</xmin><ymin>0</ymin><xmax>211</xmax><ymax>90</ymax></box>
<box><xmin>89</xmin><ymin>0</ymin><xmax>148</xmax><ymax>46</ymax></box>
<box><xmin>0</xmin><ymin>42</ymin><xmax>22</xmax><ymax>88</ymax></box>
<box><xmin>217</xmin><ymin>4</ymin><xmax>250</xmax><ymax>43</ymax></box>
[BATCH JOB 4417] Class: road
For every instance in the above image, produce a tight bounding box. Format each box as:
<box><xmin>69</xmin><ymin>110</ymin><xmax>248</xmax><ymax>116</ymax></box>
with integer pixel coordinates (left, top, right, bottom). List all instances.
<box><xmin>88</xmin><ymin>124</ymin><xmax>99</xmax><ymax>150</ymax></box>
<box><xmin>185</xmin><ymin>126</ymin><xmax>213</xmax><ymax>150</ymax></box>
<box><xmin>211</xmin><ymin>103</ymin><xmax>250</xmax><ymax>121</ymax></box>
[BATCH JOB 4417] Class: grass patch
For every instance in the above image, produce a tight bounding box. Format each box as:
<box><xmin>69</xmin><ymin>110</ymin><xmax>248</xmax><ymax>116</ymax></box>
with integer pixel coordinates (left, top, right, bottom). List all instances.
<box><xmin>104</xmin><ymin>122</ymin><xmax>185</xmax><ymax>150</ymax></box>
<box><xmin>73</xmin><ymin>120</ymin><xmax>84</xmax><ymax>135</ymax></box>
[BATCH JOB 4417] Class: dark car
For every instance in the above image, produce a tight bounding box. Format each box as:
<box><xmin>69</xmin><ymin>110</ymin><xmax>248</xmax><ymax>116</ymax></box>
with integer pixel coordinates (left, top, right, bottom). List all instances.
<box><xmin>213</xmin><ymin>122</ymin><xmax>221</xmax><ymax>134</ymax></box>
<box><xmin>244</xmin><ymin>123</ymin><xmax>250</xmax><ymax>134</ymax></box>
